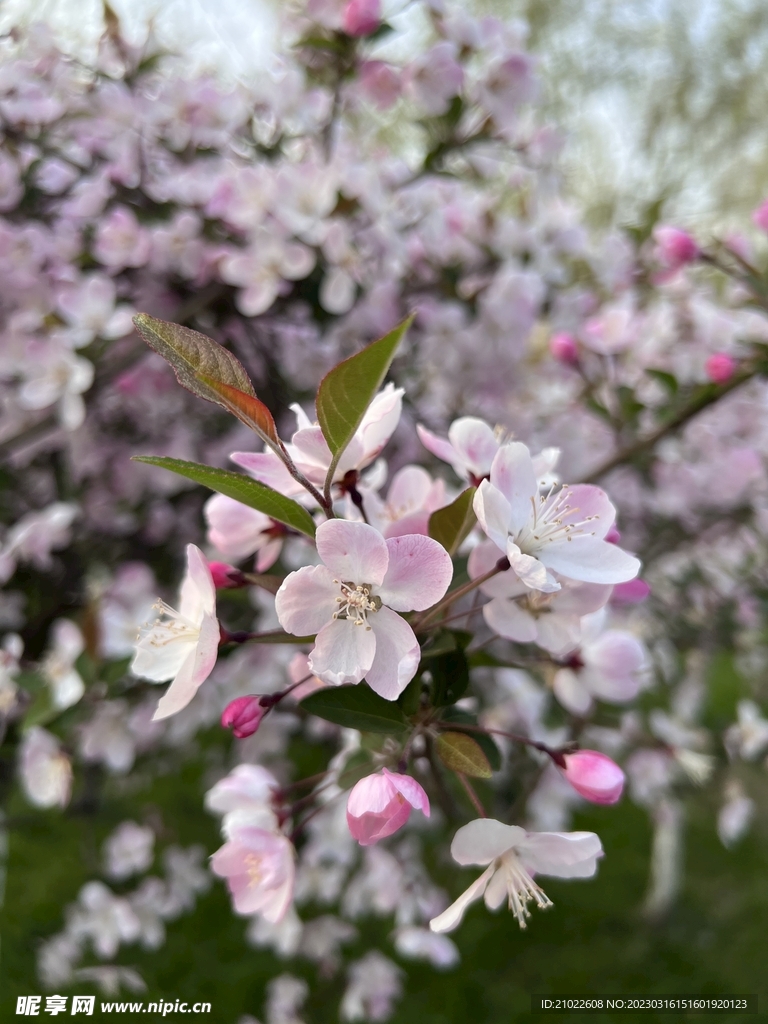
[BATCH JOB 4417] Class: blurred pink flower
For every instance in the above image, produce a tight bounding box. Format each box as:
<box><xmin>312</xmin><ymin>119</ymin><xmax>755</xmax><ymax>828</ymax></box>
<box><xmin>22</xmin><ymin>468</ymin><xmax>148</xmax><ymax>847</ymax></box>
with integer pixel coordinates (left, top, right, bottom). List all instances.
<box><xmin>344</xmin><ymin>0</ymin><xmax>381</xmax><ymax>36</ymax></box>
<box><xmin>705</xmin><ymin>352</ymin><xmax>736</xmax><ymax>384</ymax></box>
<box><xmin>211</xmin><ymin>827</ymin><xmax>295</xmax><ymax>922</ymax></box>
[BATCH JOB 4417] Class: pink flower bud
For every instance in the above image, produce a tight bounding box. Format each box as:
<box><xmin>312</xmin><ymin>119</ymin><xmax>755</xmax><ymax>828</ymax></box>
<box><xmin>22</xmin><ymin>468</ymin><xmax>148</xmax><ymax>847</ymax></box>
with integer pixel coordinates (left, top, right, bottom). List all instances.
<box><xmin>549</xmin><ymin>332</ymin><xmax>579</xmax><ymax>364</ymax></box>
<box><xmin>209</xmin><ymin>561</ymin><xmax>244</xmax><ymax>589</ymax></box>
<box><xmin>343</xmin><ymin>0</ymin><xmax>381</xmax><ymax>36</ymax></box>
<box><xmin>653</xmin><ymin>225</ymin><xmax>699</xmax><ymax>269</ymax></box>
<box><xmin>221</xmin><ymin>696</ymin><xmax>265</xmax><ymax>739</ymax></box>
<box><xmin>561</xmin><ymin>750</ymin><xmax>625</xmax><ymax>805</ymax></box>
<box><xmin>705</xmin><ymin>352</ymin><xmax>736</xmax><ymax>385</ymax></box>
<box><xmin>346</xmin><ymin>768</ymin><xmax>430</xmax><ymax>846</ymax></box>
<box><xmin>752</xmin><ymin>199</ymin><xmax>768</xmax><ymax>233</ymax></box>
<box><xmin>611</xmin><ymin>578</ymin><xmax>650</xmax><ymax>604</ymax></box>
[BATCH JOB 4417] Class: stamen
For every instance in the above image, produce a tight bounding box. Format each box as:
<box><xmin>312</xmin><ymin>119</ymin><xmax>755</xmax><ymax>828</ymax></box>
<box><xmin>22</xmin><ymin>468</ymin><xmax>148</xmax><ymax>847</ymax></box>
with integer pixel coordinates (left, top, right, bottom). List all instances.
<box><xmin>503</xmin><ymin>853</ymin><xmax>553</xmax><ymax>929</ymax></box>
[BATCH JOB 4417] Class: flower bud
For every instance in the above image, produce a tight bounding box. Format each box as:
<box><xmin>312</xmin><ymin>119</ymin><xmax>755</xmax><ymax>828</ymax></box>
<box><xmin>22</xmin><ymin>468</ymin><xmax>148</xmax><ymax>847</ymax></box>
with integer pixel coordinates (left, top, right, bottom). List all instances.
<box><xmin>346</xmin><ymin>768</ymin><xmax>430</xmax><ymax>846</ymax></box>
<box><xmin>560</xmin><ymin>750</ymin><xmax>625</xmax><ymax>805</ymax></box>
<box><xmin>549</xmin><ymin>332</ymin><xmax>578</xmax><ymax>364</ymax></box>
<box><xmin>705</xmin><ymin>352</ymin><xmax>736</xmax><ymax>385</ymax></box>
<box><xmin>209</xmin><ymin>561</ymin><xmax>245</xmax><ymax>589</ymax></box>
<box><xmin>221</xmin><ymin>696</ymin><xmax>265</xmax><ymax>739</ymax></box>
<box><xmin>653</xmin><ymin>225</ymin><xmax>699</xmax><ymax>269</ymax></box>
<box><xmin>604</xmin><ymin>524</ymin><xmax>621</xmax><ymax>544</ymax></box>
<box><xmin>344</xmin><ymin>0</ymin><xmax>381</xmax><ymax>37</ymax></box>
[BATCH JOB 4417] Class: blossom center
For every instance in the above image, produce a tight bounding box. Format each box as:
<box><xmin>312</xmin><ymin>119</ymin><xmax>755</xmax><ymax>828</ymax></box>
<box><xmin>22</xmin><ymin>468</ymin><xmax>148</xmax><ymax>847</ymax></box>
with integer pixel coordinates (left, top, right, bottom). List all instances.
<box><xmin>244</xmin><ymin>853</ymin><xmax>264</xmax><ymax>888</ymax></box>
<box><xmin>499</xmin><ymin>851</ymin><xmax>553</xmax><ymax>928</ymax></box>
<box><xmin>515</xmin><ymin>485</ymin><xmax>599</xmax><ymax>552</ymax></box>
<box><xmin>138</xmin><ymin>600</ymin><xmax>199</xmax><ymax>646</ymax></box>
<box><xmin>332</xmin><ymin>580</ymin><xmax>381</xmax><ymax>629</ymax></box>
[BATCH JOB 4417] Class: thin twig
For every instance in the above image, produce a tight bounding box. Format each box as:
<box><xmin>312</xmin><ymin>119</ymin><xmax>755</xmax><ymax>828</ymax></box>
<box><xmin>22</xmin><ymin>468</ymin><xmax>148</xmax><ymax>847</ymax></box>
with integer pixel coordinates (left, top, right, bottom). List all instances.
<box><xmin>456</xmin><ymin>773</ymin><xmax>487</xmax><ymax>817</ymax></box>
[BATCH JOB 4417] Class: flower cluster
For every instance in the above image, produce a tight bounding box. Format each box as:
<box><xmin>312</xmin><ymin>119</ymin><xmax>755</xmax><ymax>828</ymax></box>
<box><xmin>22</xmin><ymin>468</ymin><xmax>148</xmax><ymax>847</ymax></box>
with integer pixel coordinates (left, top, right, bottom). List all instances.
<box><xmin>2</xmin><ymin>3</ymin><xmax>768</xmax><ymax>1021</ymax></box>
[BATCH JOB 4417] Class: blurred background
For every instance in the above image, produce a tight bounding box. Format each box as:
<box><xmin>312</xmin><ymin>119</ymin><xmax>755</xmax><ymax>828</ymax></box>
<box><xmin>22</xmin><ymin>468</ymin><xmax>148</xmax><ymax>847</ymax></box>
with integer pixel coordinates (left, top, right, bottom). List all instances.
<box><xmin>2</xmin><ymin>1</ymin><xmax>768</xmax><ymax>1021</ymax></box>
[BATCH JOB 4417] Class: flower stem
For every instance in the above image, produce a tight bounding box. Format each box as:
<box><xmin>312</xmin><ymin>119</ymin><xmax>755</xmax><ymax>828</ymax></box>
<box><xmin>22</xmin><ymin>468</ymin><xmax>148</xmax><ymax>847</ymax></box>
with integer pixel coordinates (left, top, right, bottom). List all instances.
<box><xmin>456</xmin><ymin>772</ymin><xmax>487</xmax><ymax>817</ymax></box>
<box><xmin>414</xmin><ymin>559</ymin><xmax>509</xmax><ymax>632</ymax></box>
<box><xmin>437</xmin><ymin>720</ymin><xmax>569</xmax><ymax>767</ymax></box>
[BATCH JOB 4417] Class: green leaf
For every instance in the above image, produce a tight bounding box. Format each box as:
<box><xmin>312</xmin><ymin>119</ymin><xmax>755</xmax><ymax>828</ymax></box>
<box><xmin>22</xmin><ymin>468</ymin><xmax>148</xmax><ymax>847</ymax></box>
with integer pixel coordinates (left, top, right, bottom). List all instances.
<box><xmin>646</xmin><ymin>368</ymin><xmax>679</xmax><ymax>395</ymax></box>
<box><xmin>132</xmin><ymin>457</ymin><xmax>316</xmax><ymax>537</ymax></box>
<box><xmin>435</xmin><ymin>731</ymin><xmax>492</xmax><ymax>778</ymax></box>
<box><xmin>428</xmin><ymin>634</ymin><xmax>470</xmax><ymax>707</ymax></box>
<box><xmin>316</xmin><ymin>314</ymin><xmax>414</xmax><ymax>484</ymax></box>
<box><xmin>398</xmin><ymin>676</ymin><xmax>423</xmax><ymax>717</ymax></box>
<box><xmin>132</xmin><ymin>314</ymin><xmax>278</xmax><ymax>445</ymax></box>
<box><xmin>440</xmin><ymin>709</ymin><xmax>502</xmax><ymax>770</ymax></box>
<box><xmin>428</xmin><ymin>487</ymin><xmax>477</xmax><ymax>556</ymax></box>
<box><xmin>299</xmin><ymin>685</ymin><xmax>408</xmax><ymax>734</ymax></box>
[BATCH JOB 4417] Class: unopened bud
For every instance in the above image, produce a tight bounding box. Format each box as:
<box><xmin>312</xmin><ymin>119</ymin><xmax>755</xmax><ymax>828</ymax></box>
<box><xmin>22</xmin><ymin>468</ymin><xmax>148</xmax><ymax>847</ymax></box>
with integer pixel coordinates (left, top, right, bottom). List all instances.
<box><xmin>560</xmin><ymin>749</ymin><xmax>625</xmax><ymax>805</ymax></box>
<box><xmin>653</xmin><ymin>225</ymin><xmax>699</xmax><ymax>269</ymax></box>
<box><xmin>221</xmin><ymin>696</ymin><xmax>265</xmax><ymax>739</ymax></box>
<box><xmin>209</xmin><ymin>562</ymin><xmax>246</xmax><ymax>589</ymax></box>
<box><xmin>705</xmin><ymin>352</ymin><xmax>736</xmax><ymax>385</ymax></box>
<box><xmin>549</xmin><ymin>332</ymin><xmax>579</xmax><ymax>365</ymax></box>
<box><xmin>343</xmin><ymin>0</ymin><xmax>381</xmax><ymax>36</ymax></box>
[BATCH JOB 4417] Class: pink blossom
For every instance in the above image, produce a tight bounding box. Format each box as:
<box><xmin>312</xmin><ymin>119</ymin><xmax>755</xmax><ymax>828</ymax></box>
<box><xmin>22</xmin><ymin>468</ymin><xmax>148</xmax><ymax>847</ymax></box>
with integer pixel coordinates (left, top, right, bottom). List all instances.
<box><xmin>204</xmin><ymin>493</ymin><xmax>284</xmax><ymax>571</ymax></box>
<box><xmin>210</xmin><ymin>826</ymin><xmax>295</xmax><ymax>922</ymax></box>
<box><xmin>552</xmin><ymin>610</ymin><xmax>649</xmax><ymax>715</ymax></box>
<box><xmin>221</xmin><ymin>696</ymin><xmax>265</xmax><ymax>739</ymax></box>
<box><xmin>474</xmin><ymin>443</ymin><xmax>640</xmax><ymax>592</ymax></box>
<box><xmin>581</xmin><ymin>302</ymin><xmax>636</xmax><ymax>354</ymax></box>
<box><xmin>407</xmin><ymin>42</ymin><xmax>464</xmax><ymax>116</ymax></box>
<box><xmin>652</xmin><ymin>225</ymin><xmax>699</xmax><ymax>270</ymax></box>
<box><xmin>276</xmin><ymin>520</ymin><xmax>452</xmax><ymax>699</ymax></box>
<box><xmin>468</xmin><ymin>540</ymin><xmax>611</xmax><ymax>654</ymax></box>
<box><xmin>343</xmin><ymin>0</ymin><xmax>381</xmax><ymax>37</ymax></box>
<box><xmin>752</xmin><ymin>199</ymin><xmax>768</xmax><ymax>232</ymax></box>
<box><xmin>705</xmin><ymin>352</ymin><xmax>736</xmax><ymax>385</ymax></box>
<box><xmin>549</xmin><ymin>332</ymin><xmax>579</xmax><ymax>364</ymax></box>
<box><xmin>362</xmin><ymin>465</ymin><xmax>446</xmax><ymax>538</ymax></box>
<box><xmin>560</xmin><ymin>750</ymin><xmax>625</xmax><ymax>805</ymax></box>
<box><xmin>358</xmin><ymin>62</ymin><xmax>402</xmax><ymax>110</ymax></box>
<box><xmin>131</xmin><ymin>545</ymin><xmax>219</xmax><ymax>721</ymax></box>
<box><xmin>56</xmin><ymin>273</ymin><xmax>134</xmax><ymax>348</ymax></box>
<box><xmin>234</xmin><ymin>384</ymin><xmax>404</xmax><ymax>494</ymax></box>
<box><xmin>418</xmin><ymin>416</ymin><xmax>501</xmax><ymax>484</ymax></box>
<box><xmin>346</xmin><ymin>769</ymin><xmax>430</xmax><ymax>845</ymax></box>
<box><xmin>93</xmin><ymin>206</ymin><xmax>151</xmax><ymax>270</ymax></box>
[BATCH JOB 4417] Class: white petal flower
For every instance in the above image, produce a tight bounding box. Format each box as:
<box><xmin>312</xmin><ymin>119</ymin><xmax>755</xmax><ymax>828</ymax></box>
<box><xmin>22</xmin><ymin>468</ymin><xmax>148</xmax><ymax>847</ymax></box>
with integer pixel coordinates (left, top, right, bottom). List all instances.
<box><xmin>430</xmin><ymin>818</ymin><xmax>603</xmax><ymax>932</ymax></box>
<box><xmin>131</xmin><ymin>545</ymin><xmax>219</xmax><ymax>721</ymax></box>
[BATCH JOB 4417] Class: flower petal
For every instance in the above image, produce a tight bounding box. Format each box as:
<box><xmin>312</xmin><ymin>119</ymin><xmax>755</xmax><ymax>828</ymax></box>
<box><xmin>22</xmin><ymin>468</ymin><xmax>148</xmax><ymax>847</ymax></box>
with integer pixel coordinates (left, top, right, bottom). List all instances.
<box><xmin>552</xmin><ymin>667</ymin><xmax>593</xmax><ymax>715</ymax></box>
<box><xmin>230</xmin><ymin>451</ymin><xmax>303</xmax><ymax>496</ymax></box>
<box><xmin>378</xmin><ymin>534</ymin><xmax>453</xmax><ymax>611</ymax></box>
<box><xmin>151</xmin><ymin>611</ymin><xmax>219</xmax><ymax>720</ymax></box>
<box><xmin>483</xmin><ymin>598</ymin><xmax>538</xmax><ymax>643</ymax></box>
<box><xmin>539</xmin><ymin>537</ymin><xmax>640</xmax><ymax>585</ymax></box>
<box><xmin>450</xmin><ymin>818</ymin><xmax>526</xmax><ymax>865</ymax></box>
<box><xmin>205</xmin><ymin>494</ymin><xmax>271</xmax><ymax>562</ymax></box>
<box><xmin>417</xmin><ymin>423</ymin><xmax>459</xmax><ymax>466</ymax></box>
<box><xmin>518</xmin><ymin>831</ymin><xmax>603</xmax><ymax>878</ymax></box>
<box><xmin>382</xmin><ymin>768</ymin><xmax>430</xmax><ymax>815</ymax></box>
<box><xmin>448</xmin><ymin>417</ymin><xmax>499</xmax><ymax>478</ymax></box>
<box><xmin>507</xmin><ymin>545</ymin><xmax>560</xmax><ymax>592</ymax></box>
<box><xmin>275</xmin><ymin>565</ymin><xmax>339</xmax><ymax>636</ymax></box>
<box><xmin>309</xmin><ymin>618</ymin><xmax>376</xmax><ymax>686</ymax></box>
<box><xmin>490</xmin><ymin>443</ymin><xmax>538</xmax><ymax>535</ymax></box>
<box><xmin>429</xmin><ymin>863</ymin><xmax>496</xmax><ymax>933</ymax></box>
<box><xmin>178</xmin><ymin>544</ymin><xmax>216</xmax><ymax>622</ymax></box>
<box><xmin>473</xmin><ymin>480</ymin><xmax>512</xmax><ymax>551</ymax></box>
<box><xmin>563</xmin><ymin>485</ymin><xmax>616</xmax><ymax>540</ymax></box>
<box><xmin>366</xmin><ymin>607</ymin><xmax>420</xmax><ymax>700</ymax></box>
<box><xmin>316</xmin><ymin>519</ymin><xmax>389</xmax><ymax>585</ymax></box>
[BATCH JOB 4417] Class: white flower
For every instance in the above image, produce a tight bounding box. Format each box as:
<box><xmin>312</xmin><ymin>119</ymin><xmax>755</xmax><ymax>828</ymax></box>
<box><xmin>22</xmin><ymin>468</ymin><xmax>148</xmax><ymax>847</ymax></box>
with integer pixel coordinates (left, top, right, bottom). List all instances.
<box><xmin>474</xmin><ymin>442</ymin><xmax>640</xmax><ymax>592</ymax></box>
<box><xmin>42</xmin><ymin>619</ymin><xmax>85</xmax><ymax>710</ymax></box>
<box><xmin>103</xmin><ymin>821</ymin><xmax>155</xmax><ymax>880</ymax></box>
<box><xmin>724</xmin><ymin>700</ymin><xmax>768</xmax><ymax>761</ymax></box>
<box><xmin>17</xmin><ymin>340</ymin><xmax>94</xmax><ymax>429</ymax></box>
<box><xmin>18</xmin><ymin>727</ymin><xmax>73</xmax><ymax>809</ymax></box>
<box><xmin>0</xmin><ymin>502</ymin><xmax>78</xmax><ymax>585</ymax></box>
<box><xmin>0</xmin><ymin>633</ymin><xmax>23</xmax><ymax>715</ymax></box>
<box><xmin>131</xmin><ymin>544</ymin><xmax>219</xmax><ymax>721</ymax></box>
<box><xmin>429</xmin><ymin>818</ymin><xmax>603</xmax><ymax>932</ymax></box>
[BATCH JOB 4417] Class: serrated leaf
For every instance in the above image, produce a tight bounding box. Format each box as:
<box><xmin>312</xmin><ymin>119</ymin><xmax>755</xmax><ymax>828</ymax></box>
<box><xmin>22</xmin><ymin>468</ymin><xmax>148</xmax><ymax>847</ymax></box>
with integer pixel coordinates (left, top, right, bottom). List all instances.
<box><xmin>428</xmin><ymin>640</ymin><xmax>470</xmax><ymax>707</ymax></box>
<box><xmin>132</xmin><ymin>457</ymin><xmax>316</xmax><ymax>537</ymax></box>
<box><xmin>133</xmin><ymin>314</ymin><xmax>277</xmax><ymax>444</ymax></box>
<box><xmin>436</xmin><ymin>731</ymin><xmax>492</xmax><ymax>778</ymax></box>
<box><xmin>299</xmin><ymin>685</ymin><xmax>408</xmax><ymax>734</ymax></box>
<box><xmin>316</xmin><ymin>314</ymin><xmax>414</xmax><ymax>483</ymax></box>
<box><xmin>428</xmin><ymin>487</ymin><xmax>477</xmax><ymax>556</ymax></box>
<box><xmin>439</xmin><ymin>709</ymin><xmax>502</xmax><ymax>771</ymax></box>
